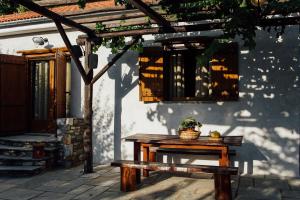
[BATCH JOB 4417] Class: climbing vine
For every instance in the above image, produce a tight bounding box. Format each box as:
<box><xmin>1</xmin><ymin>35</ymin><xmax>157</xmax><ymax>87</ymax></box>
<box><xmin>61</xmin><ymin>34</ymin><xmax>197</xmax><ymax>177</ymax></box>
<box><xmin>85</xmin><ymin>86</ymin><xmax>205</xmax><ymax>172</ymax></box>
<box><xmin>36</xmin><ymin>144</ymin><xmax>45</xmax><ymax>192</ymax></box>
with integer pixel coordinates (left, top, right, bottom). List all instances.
<box><xmin>93</xmin><ymin>22</ymin><xmax>146</xmax><ymax>53</ymax></box>
<box><xmin>0</xmin><ymin>0</ymin><xmax>27</xmax><ymax>15</ymax></box>
<box><xmin>76</xmin><ymin>0</ymin><xmax>300</xmax><ymax>53</ymax></box>
<box><xmin>159</xmin><ymin>0</ymin><xmax>300</xmax><ymax>49</ymax></box>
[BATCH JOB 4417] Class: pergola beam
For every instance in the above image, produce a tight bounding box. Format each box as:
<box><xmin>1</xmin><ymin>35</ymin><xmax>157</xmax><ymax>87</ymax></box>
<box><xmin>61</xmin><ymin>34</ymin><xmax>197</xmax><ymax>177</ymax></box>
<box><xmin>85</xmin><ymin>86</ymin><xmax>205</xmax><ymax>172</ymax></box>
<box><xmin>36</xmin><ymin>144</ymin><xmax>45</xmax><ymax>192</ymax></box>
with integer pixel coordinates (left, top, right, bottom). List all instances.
<box><xmin>55</xmin><ymin>21</ymin><xmax>89</xmax><ymax>84</ymax></box>
<box><xmin>11</xmin><ymin>0</ymin><xmax>95</xmax><ymax>38</ymax></box>
<box><xmin>82</xmin><ymin>15</ymin><xmax>300</xmax><ymax>38</ymax></box>
<box><xmin>95</xmin><ymin>22</ymin><xmax>224</xmax><ymax>38</ymax></box>
<box><xmin>74</xmin><ymin>10</ymin><xmax>170</xmax><ymax>28</ymax></box>
<box><xmin>37</xmin><ymin>0</ymin><xmax>99</xmax><ymax>7</ymax></box>
<box><xmin>128</xmin><ymin>0</ymin><xmax>174</xmax><ymax>32</ymax></box>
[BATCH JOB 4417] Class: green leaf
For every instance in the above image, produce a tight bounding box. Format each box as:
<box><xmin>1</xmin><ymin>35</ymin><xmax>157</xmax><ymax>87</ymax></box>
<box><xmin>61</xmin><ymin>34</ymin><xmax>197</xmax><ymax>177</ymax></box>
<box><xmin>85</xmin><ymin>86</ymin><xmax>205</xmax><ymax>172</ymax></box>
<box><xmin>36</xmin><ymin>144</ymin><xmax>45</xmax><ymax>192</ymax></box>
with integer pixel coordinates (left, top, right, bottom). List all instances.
<box><xmin>77</xmin><ymin>0</ymin><xmax>86</xmax><ymax>9</ymax></box>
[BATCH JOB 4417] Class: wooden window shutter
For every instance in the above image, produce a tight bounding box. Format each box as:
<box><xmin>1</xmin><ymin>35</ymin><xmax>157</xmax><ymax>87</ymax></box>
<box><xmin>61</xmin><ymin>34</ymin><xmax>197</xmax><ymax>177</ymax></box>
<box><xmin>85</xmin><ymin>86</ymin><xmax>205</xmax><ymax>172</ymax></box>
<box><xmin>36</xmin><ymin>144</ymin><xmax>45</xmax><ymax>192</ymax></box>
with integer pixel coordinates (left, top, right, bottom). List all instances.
<box><xmin>55</xmin><ymin>50</ymin><xmax>67</xmax><ymax>118</ymax></box>
<box><xmin>210</xmin><ymin>42</ymin><xmax>239</xmax><ymax>100</ymax></box>
<box><xmin>139</xmin><ymin>47</ymin><xmax>164</xmax><ymax>102</ymax></box>
<box><xmin>0</xmin><ymin>54</ymin><xmax>28</xmax><ymax>134</ymax></box>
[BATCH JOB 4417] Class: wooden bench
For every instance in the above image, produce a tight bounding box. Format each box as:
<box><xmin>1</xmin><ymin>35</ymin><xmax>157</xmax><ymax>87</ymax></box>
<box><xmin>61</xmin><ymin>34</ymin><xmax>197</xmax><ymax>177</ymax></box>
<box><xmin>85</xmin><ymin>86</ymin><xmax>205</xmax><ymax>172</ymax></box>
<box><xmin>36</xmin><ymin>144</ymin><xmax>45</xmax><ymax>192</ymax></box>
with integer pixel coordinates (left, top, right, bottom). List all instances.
<box><xmin>111</xmin><ymin>160</ymin><xmax>238</xmax><ymax>200</ymax></box>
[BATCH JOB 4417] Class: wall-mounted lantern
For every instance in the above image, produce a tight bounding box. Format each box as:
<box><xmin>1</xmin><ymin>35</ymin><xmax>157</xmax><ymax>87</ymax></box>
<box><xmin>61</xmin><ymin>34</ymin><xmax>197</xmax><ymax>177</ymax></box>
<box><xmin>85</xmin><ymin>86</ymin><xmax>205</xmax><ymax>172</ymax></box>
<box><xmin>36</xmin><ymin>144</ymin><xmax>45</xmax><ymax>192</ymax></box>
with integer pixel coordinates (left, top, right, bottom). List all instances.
<box><xmin>32</xmin><ymin>37</ymin><xmax>48</xmax><ymax>46</ymax></box>
<box><xmin>89</xmin><ymin>54</ymin><xmax>98</xmax><ymax>69</ymax></box>
<box><xmin>72</xmin><ymin>45</ymin><xmax>83</xmax><ymax>58</ymax></box>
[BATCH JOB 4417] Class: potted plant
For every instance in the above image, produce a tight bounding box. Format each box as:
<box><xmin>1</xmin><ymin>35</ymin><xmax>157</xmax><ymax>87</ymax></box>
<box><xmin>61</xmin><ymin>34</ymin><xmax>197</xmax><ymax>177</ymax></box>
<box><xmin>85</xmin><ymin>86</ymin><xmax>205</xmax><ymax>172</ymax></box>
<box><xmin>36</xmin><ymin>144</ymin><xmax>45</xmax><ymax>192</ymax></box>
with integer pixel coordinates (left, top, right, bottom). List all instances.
<box><xmin>178</xmin><ymin>117</ymin><xmax>202</xmax><ymax>140</ymax></box>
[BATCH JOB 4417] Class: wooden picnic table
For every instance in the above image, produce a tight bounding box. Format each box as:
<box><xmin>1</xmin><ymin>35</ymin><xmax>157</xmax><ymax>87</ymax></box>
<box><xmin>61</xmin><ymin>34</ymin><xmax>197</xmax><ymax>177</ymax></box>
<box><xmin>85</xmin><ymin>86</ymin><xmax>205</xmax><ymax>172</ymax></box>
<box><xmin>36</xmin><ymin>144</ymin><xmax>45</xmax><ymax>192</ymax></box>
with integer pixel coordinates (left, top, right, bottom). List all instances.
<box><xmin>125</xmin><ymin>133</ymin><xmax>243</xmax><ymax>200</ymax></box>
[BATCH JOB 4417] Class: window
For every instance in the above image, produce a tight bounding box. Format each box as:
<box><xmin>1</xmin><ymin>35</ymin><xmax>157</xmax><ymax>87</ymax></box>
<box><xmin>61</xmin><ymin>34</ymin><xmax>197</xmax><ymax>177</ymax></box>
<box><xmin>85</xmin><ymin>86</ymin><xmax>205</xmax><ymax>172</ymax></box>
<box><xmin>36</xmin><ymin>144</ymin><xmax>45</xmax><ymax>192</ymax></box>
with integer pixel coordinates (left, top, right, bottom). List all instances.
<box><xmin>139</xmin><ymin>42</ymin><xmax>239</xmax><ymax>102</ymax></box>
<box><xmin>31</xmin><ymin>60</ymin><xmax>50</xmax><ymax>120</ymax></box>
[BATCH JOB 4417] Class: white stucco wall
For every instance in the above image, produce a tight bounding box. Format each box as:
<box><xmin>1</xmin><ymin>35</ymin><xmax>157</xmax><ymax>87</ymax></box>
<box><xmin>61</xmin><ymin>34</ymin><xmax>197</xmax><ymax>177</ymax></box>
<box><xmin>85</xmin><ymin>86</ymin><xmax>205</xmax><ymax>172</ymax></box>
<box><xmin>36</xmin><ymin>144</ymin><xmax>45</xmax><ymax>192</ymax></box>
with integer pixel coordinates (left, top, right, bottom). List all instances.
<box><xmin>0</xmin><ymin>23</ymin><xmax>299</xmax><ymax>177</ymax></box>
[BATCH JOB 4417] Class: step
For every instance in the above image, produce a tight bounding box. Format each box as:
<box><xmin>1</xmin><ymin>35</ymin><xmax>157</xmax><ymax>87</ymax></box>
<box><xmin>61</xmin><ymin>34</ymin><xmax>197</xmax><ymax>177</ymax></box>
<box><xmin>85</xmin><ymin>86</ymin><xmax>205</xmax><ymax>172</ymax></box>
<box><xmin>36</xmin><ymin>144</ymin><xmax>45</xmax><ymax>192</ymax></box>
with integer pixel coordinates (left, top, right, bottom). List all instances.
<box><xmin>0</xmin><ymin>155</ymin><xmax>49</xmax><ymax>162</ymax></box>
<box><xmin>0</xmin><ymin>144</ymin><xmax>58</xmax><ymax>152</ymax></box>
<box><xmin>0</xmin><ymin>134</ymin><xmax>58</xmax><ymax>149</ymax></box>
<box><xmin>0</xmin><ymin>144</ymin><xmax>31</xmax><ymax>151</ymax></box>
<box><xmin>0</xmin><ymin>134</ymin><xmax>57</xmax><ymax>143</ymax></box>
<box><xmin>0</xmin><ymin>165</ymin><xmax>43</xmax><ymax>175</ymax></box>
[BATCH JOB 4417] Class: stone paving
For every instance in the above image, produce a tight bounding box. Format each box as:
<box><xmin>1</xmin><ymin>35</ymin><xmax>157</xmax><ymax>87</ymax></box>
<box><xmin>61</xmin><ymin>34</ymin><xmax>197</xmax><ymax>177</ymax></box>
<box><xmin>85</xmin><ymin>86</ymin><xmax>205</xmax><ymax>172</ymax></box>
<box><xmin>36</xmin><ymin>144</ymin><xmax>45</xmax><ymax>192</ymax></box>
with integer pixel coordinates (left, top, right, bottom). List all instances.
<box><xmin>0</xmin><ymin>165</ymin><xmax>299</xmax><ymax>200</ymax></box>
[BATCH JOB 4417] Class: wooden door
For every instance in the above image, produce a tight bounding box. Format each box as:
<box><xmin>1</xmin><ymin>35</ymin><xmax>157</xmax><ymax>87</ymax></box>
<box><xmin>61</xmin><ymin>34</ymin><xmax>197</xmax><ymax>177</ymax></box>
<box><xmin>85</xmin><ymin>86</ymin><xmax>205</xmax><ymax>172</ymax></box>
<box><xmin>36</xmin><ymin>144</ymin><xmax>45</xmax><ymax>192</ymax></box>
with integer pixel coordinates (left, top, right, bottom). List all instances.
<box><xmin>29</xmin><ymin>50</ymin><xmax>66</xmax><ymax>133</ymax></box>
<box><xmin>0</xmin><ymin>54</ymin><xmax>28</xmax><ymax>135</ymax></box>
<box><xmin>30</xmin><ymin>59</ymin><xmax>55</xmax><ymax>132</ymax></box>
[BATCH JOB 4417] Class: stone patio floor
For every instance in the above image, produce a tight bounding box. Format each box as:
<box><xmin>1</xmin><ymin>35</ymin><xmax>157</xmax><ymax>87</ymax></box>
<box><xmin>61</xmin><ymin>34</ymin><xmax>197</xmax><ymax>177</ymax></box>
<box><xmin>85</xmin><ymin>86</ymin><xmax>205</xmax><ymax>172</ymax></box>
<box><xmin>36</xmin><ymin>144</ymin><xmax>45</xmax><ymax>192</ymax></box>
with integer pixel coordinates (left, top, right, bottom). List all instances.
<box><xmin>0</xmin><ymin>165</ymin><xmax>299</xmax><ymax>200</ymax></box>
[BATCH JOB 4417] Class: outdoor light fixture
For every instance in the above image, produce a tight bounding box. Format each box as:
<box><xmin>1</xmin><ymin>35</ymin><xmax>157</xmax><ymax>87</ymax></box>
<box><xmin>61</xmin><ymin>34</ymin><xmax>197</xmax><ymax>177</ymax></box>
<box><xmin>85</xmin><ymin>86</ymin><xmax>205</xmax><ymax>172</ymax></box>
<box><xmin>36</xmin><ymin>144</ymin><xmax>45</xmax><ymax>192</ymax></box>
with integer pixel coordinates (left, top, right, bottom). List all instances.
<box><xmin>32</xmin><ymin>37</ymin><xmax>48</xmax><ymax>45</ymax></box>
<box><xmin>72</xmin><ymin>45</ymin><xmax>83</xmax><ymax>58</ymax></box>
<box><xmin>89</xmin><ymin>54</ymin><xmax>98</xmax><ymax>69</ymax></box>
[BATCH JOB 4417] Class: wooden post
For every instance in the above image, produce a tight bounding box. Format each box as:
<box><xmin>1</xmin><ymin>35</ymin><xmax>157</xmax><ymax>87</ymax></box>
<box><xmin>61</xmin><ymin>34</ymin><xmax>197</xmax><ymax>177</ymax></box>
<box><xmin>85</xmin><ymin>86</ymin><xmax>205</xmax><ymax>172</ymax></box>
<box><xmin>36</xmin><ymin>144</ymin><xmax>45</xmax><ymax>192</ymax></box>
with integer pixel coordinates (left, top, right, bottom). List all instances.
<box><xmin>83</xmin><ymin>39</ymin><xmax>94</xmax><ymax>173</ymax></box>
<box><xmin>121</xmin><ymin>167</ymin><xmax>137</xmax><ymax>192</ymax></box>
<box><xmin>134</xmin><ymin>142</ymin><xmax>141</xmax><ymax>184</ymax></box>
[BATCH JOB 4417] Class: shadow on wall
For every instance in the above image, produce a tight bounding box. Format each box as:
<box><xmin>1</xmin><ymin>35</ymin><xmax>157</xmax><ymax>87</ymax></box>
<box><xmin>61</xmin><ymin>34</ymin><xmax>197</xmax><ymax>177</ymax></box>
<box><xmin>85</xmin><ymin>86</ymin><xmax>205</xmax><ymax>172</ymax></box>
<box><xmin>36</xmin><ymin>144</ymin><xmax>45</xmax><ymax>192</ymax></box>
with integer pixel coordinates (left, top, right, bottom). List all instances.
<box><xmin>70</xmin><ymin>59</ymin><xmax>82</xmax><ymax>117</ymax></box>
<box><xmin>92</xmin><ymin>80</ymin><xmax>114</xmax><ymax>164</ymax></box>
<box><xmin>146</xmin><ymin>28</ymin><xmax>300</xmax><ymax>176</ymax></box>
<box><xmin>93</xmin><ymin>50</ymin><xmax>139</xmax><ymax>163</ymax></box>
<box><xmin>107</xmin><ymin>50</ymin><xmax>139</xmax><ymax>161</ymax></box>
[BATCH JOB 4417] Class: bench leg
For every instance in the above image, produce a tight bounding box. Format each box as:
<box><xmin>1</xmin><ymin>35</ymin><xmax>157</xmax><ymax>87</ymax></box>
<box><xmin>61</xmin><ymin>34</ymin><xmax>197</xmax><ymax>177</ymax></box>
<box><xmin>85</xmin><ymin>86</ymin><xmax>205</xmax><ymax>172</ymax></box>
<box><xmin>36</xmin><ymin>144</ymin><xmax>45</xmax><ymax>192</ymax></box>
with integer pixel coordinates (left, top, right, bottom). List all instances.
<box><xmin>143</xmin><ymin>146</ymin><xmax>149</xmax><ymax>177</ymax></box>
<box><xmin>121</xmin><ymin>167</ymin><xmax>137</xmax><ymax>192</ymax></box>
<box><xmin>143</xmin><ymin>145</ymin><xmax>156</xmax><ymax>177</ymax></box>
<box><xmin>214</xmin><ymin>174</ymin><xmax>232</xmax><ymax>200</ymax></box>
<box><xmin>134</xmin><ymin>142</ymin><xmax>141</xmax><ymax>184</ymax></box>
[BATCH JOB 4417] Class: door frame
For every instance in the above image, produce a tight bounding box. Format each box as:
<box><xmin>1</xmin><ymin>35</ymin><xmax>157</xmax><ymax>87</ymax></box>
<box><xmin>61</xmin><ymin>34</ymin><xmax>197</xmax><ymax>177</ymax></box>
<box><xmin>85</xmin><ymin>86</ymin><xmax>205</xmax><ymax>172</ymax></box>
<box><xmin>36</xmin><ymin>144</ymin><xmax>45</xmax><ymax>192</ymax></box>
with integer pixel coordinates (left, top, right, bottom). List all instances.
<box><xmin>19</xmin><ymin>47</ymin><xmax>70</xmax><ymax>133</ymax></box>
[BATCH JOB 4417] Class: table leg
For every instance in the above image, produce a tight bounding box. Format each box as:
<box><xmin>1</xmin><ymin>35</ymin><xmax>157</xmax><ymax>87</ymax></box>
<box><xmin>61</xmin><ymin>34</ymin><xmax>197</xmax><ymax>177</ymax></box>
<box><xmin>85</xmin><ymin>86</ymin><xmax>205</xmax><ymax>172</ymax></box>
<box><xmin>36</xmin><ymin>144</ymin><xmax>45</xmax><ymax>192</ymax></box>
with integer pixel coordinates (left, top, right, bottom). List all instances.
<box><xmin>133</xmin><ymin>142</ymin><xmax>141</xmax><ymax>184</ymax></box>
<box><xmin>216</xmin><ymin>146</ymin><xmax>232</xmax><ymax>200</ymax></box>
<box><xmin>214</xmin><ymin>174</ymin><xmax>232</xmax><ymax>200</ymax></box>
<box><xmin>149</xmin><ymin>148</ymin><xmax>156</xmax><ymax>162</ymax></box>
<box><xmin>143</xmin><ymin>145</ymin><xmax>149</xmax><ymax>177</ymax></box>
<box><xmin>142</xmin><ymin>145</ymin><xmax>157</xmax><ymax>177</ymax></box>
<box><xmin>219</xmin><ymin>146</ymin><xmax>230</xmax><ymax>166</ymax></box>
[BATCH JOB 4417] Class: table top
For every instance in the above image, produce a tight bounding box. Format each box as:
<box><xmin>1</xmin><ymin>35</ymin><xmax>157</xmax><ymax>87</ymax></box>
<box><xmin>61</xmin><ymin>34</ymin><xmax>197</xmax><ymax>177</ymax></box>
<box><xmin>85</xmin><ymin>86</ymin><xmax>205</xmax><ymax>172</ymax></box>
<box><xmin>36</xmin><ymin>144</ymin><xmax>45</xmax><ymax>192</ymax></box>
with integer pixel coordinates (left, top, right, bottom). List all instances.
<box><xmin>125</xmin><ymin>133</ymin><xmax>243</xmax><ymax>146</ymax></box>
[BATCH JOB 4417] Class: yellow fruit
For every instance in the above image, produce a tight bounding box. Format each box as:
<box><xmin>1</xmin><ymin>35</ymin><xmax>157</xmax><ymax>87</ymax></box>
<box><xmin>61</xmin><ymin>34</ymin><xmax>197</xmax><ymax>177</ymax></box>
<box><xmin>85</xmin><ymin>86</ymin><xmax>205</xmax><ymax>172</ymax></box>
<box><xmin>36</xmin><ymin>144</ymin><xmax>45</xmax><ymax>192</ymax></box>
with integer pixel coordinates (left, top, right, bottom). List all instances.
<box><xmin>210</xmin><ymin>131</ymin><xmax>221</xmax><ymax>138</ymax></box>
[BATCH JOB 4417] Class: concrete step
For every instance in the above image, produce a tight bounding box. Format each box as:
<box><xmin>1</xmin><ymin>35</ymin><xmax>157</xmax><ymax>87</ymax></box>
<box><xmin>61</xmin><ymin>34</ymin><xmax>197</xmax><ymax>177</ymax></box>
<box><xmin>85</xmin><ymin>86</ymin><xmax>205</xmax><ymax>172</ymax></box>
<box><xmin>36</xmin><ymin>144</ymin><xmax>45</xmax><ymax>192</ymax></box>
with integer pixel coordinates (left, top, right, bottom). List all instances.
<box><xmin>0</xmin><ymin>134</ymin><xmax>58</xmax><ymax>149</ymax></box>
<box><xmin>0</xmin><ymin>144</ymin><xmax>32</xmax><ymax>151</ymax></box>
<box><xmin>0</xmin><ymin>144</ymin><xmax>58</xmax><ymax>162</ymax></box>
<box><xmin>0</xmin><ymin>144</ymin><xmax>58</xmax><ymax>152</ymax></box>
<box><xmin>0</xmin><ymin>155</ymin><xmax>50</xmax><ymax>162</ymax></box>
<box><xmin>0</xmin><ymin>134</ymin><xmax>59</xmax><ymax>175</ymax></box>
<box><xmin>0</xmin><ymin>133</ymin><xmax>57</xmax><ymax>143</ymax></box>
<box><xmin>0</xmin><ymin>165</ymin><xmax>43</xmax><ymax>175</ymax></box>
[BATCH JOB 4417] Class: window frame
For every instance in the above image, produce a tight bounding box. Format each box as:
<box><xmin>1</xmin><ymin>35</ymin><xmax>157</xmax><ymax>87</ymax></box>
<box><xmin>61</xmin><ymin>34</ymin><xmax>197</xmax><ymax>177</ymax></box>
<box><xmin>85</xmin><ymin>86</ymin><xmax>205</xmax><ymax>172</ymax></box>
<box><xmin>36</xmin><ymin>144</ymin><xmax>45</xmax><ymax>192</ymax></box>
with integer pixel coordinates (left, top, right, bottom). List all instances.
<box><xmin>139</xmin><ymin>42</ymin><xmax>239</xmax><ymax>103</ymax></box>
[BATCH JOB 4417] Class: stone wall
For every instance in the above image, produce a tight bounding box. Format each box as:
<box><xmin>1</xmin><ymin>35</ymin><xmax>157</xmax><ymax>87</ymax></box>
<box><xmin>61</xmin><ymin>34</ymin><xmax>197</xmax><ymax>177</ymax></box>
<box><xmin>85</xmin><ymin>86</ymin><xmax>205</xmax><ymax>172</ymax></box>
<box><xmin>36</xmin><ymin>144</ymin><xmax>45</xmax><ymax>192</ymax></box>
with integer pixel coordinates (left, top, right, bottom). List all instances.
<box><xmin>57</xmin><ymin>118</ymin><xmax>86</xmax><ymax>168</ymax></box>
